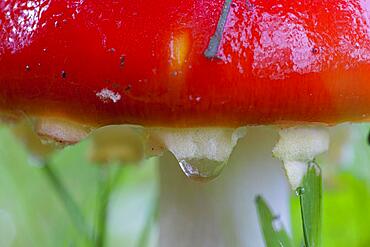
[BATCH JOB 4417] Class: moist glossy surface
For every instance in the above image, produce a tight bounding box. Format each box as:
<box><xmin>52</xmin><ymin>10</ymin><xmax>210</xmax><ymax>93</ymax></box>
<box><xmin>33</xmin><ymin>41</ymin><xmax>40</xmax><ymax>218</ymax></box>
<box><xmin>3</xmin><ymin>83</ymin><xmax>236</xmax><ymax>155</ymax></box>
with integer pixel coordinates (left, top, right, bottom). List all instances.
<box><xmin>1</xmin><ymin>0</ymin><xmax>370</xmax><ymax>127</ymax></box>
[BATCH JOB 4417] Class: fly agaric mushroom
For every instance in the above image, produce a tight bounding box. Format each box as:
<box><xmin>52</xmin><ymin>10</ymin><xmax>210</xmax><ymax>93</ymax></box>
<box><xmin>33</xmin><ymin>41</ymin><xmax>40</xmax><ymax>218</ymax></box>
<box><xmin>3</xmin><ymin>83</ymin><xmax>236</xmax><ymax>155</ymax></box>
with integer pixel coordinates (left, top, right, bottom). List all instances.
<box><xmin>1</xmin><ymin>0</ymin><xmax>370</xmax><ymax>246</ymax></box>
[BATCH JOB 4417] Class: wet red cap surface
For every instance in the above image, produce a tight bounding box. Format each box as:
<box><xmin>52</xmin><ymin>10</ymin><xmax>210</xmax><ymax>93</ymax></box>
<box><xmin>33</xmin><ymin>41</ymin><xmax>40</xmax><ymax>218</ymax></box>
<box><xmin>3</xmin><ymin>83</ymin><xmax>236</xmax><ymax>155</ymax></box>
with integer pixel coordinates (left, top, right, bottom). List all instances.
<box><xmin>1</xmin><ymin>0</ymin><xmax>370</xmax><ymax>127</ymax></box>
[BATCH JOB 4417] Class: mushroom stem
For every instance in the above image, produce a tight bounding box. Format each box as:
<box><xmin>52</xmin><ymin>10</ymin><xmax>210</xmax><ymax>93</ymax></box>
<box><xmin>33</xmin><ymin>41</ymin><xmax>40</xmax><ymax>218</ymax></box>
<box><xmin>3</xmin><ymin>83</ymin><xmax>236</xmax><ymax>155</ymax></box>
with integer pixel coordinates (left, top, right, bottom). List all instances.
<box><xmin>158</xmin><ymin>127</ymin><xmax>291</xmax><ymax>246</ymax></box>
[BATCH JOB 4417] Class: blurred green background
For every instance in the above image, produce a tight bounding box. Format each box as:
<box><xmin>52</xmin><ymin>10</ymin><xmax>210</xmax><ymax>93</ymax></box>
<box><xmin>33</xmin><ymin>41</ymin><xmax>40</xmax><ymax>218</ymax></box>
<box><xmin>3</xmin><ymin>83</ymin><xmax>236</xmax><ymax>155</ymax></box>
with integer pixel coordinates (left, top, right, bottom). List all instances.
<box><xmin>0</xmin><ymin>124</ymin><xmax>370</xmax><ymax>247</ymax></box>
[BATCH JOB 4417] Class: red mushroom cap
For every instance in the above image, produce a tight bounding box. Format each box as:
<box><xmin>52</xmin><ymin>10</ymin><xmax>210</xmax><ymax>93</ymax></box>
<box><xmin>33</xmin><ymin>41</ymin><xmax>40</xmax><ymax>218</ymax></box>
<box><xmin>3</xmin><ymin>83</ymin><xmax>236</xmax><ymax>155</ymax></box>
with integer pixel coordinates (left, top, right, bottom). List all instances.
<box><xmin>1</xmin><ymin>0</ymin><xmax>370</xmax><ymax>127</ymax></box>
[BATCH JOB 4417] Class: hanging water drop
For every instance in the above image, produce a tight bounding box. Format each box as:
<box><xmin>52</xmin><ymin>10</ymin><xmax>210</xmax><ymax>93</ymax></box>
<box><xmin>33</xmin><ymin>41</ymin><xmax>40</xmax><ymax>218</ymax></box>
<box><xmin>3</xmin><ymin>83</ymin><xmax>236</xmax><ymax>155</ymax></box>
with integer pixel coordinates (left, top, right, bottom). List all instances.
<box><xmin>25</xmin><ymin>65</ymin><xmax>30</xmax><ymax>72</ymax></box>
<box><xmin>178</xmin><ymin>158</ymin><xmax>227</xmax><ymax>182</ymax></box>
<box><xmin>295</xmin><ymin>186</ymin><xmax>305</xmax><ymax>196</ymax></box>
<box><xmin>148</xmin><ymin>128</ymin><xmax>246</xmax><ymax>181</ymax></box>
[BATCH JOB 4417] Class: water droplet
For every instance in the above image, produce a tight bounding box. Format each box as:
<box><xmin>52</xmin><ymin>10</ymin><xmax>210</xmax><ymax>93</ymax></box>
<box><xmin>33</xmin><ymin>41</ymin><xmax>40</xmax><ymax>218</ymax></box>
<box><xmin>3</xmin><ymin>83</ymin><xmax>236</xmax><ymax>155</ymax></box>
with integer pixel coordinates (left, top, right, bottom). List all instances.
<box><xmin>178</xmin><ymin>158</ymin><xmax>226</xmax><ymax>182</ymax></box>
<box><xmin>61</xmin><ymin>70</ymin><xmax>67</xmax><ymax>79</ymax></box>
<box><xmin>25</xmin><ymin>65</ymin><xmax>30</xmax><ymax>72</ymax></box>
<box><xmin>295</xmin><ymin>186</ymin><xmax>305</xmax><ymax>196</ymax></box>
<box><xmin>42</xmin><ymin>48</ymin><xmax>48</xmax><ymax>53</ymax></box>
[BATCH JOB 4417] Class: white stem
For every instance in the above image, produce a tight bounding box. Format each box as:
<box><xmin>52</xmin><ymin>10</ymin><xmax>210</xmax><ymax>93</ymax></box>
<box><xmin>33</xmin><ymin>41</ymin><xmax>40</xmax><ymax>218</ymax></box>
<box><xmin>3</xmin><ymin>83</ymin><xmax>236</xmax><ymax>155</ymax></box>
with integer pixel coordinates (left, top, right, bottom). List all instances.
<box><xmin>158</xmin><ymin>127</ymin><xmax>291</xmax><ymax>247</ymax></box>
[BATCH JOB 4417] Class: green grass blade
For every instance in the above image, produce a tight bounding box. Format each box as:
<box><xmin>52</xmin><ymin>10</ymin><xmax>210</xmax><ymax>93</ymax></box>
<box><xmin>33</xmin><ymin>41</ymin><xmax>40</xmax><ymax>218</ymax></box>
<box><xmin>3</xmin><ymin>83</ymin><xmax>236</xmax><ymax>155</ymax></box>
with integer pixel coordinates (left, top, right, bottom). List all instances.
<box><xmin>256</xmin><ymin>196</ymin><xmax>293</xmax><ymax>247</ymax></box>
<box><xmin>95</xmin><ymin>166</ymin><xmax>125</xmax><ymax>247</ymax></box>
<box><xmin>137</xmin><ymin>194</ymin><xmax>159</xmax><ymax>247</ymax></box>
<box><xmin>42</xmin><ymin>163</ymin><xmax>93</xmax><ymax>241</ymax></box>
<box><xmin>297</xmin><ymin>161</ymin><xmax>322</xmax><ymax>247</ymax></box>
